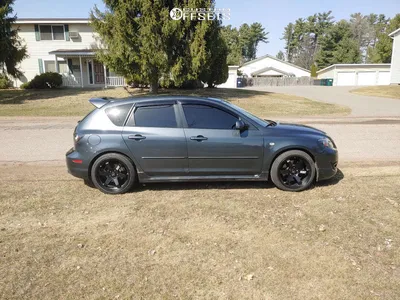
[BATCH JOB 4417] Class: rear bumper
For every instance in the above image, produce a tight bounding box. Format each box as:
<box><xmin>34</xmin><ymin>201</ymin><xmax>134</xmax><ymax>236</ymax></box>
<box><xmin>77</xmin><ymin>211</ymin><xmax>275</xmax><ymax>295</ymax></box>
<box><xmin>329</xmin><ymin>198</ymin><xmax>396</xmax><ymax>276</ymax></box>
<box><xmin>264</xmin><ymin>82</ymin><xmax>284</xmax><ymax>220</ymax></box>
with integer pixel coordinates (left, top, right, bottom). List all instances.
<box><xmin>316</xmin><ymin>148</ymin><xmax>338</xmax><ymax>181</ymax></box>
<box><xmin>66</xmin><ymin>148</ymin><xmax>89</xmax><ymax>180</ymax></box>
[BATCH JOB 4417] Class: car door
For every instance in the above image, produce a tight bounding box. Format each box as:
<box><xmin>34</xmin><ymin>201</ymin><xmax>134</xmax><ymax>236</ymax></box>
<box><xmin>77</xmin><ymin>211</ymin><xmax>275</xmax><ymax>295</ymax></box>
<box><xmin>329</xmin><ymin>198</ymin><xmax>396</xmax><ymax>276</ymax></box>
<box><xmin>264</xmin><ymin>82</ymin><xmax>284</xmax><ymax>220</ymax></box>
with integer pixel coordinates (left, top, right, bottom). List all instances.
<box><xmin>180</xmin><ymin>102</ymin><xmax>264</xmax><ymax>176</ymax></box>
<box><xmin>122</xmin><ymin>102</ymin><xmax>188</xmax><ymax>176</ymax></box>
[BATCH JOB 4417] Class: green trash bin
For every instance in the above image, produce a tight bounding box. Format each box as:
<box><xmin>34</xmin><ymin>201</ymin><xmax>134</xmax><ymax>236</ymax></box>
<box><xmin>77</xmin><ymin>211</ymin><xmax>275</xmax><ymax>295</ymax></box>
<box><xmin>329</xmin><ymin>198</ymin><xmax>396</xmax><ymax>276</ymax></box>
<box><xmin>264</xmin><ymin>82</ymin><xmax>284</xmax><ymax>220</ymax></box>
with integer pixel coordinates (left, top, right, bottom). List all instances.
<box><xmin>327</xmin><ymin>78</ymin><xmax>333</xmax><ymax>86</ymax></box>
<box><xmin>320</xmin><ymin>79</ymin><xmax>326</xmax><ymax>86</ymax></box>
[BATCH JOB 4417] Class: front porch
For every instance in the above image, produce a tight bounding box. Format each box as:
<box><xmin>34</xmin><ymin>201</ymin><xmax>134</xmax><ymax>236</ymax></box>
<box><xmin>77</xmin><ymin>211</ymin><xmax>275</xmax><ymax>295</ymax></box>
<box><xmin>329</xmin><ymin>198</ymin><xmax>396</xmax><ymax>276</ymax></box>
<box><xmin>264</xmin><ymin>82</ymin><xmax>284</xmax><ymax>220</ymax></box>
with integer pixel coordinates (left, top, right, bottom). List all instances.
<box><xmin>49</xmin><ymin>49</ymin><xmax>126</xmax><ymax>88</ymax></box>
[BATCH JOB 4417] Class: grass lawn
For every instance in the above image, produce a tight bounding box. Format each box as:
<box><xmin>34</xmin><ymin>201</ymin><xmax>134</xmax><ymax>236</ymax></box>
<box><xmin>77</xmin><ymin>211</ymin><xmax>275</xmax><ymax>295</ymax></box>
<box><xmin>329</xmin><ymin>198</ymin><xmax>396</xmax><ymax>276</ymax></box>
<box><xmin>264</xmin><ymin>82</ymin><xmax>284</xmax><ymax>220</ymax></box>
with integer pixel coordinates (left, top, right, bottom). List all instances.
<box><xmin>351</xmin><ymin>85</ymin><xmax>400</xmax><ymax>99</ymax></box>
<box><xmin>0</xmin><ymin>87</ymin><xmax>350</xmax><ymax>117</ymax></box>
<box><xmin>0</xmin><ymin>162</ymin><xmax>399</xmax><ymax>299</ymax></box>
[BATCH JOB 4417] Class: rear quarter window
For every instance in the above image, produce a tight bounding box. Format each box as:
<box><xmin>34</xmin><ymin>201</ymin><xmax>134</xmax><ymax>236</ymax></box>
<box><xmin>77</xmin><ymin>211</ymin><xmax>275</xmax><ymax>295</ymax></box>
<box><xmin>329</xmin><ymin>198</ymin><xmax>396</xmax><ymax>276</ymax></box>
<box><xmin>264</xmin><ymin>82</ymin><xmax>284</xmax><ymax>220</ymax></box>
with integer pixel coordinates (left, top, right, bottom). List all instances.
<box><xmin>105</xmin><ymin>104</ymin><xmax>133</xmax><ymax>126</ymax></box>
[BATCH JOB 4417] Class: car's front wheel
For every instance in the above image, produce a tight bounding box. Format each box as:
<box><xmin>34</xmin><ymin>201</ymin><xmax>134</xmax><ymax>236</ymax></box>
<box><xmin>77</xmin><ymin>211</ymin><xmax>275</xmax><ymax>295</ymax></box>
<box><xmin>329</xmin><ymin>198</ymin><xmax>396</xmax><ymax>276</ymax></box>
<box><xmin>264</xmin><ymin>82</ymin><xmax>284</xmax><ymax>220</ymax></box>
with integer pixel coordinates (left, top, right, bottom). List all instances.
<box><xmin>270</xmin><ymin>150</ymin><xmax>316</xmax><ymax>192</ymax></box>
<box><xmin>91</xmin><ymin>153</ymin><xmax>136</xmax><ymax>194</ymax></box>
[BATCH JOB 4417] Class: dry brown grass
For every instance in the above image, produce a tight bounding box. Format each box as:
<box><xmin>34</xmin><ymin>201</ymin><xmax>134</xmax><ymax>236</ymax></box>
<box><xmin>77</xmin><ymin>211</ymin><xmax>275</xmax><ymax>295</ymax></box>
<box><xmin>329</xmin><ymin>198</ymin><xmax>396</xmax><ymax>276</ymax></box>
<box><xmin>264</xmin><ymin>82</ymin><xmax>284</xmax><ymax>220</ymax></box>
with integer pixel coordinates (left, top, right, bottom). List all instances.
<box><xmin>0</xmin><ymin>88</ymin><xmax>130</xmax><ymax>117</ymax></box>
<box><xmin>0</xmin><ymin>87</ymin><xmax>350</xmax><ymax>117</ymax></box>
<box><xmin>351</xmin><ymin>85</ymin><xmax>400</xmax><ymax>99</ymax></box>
<box><xmin>1</xmin><ymin>163</ymin><xmax>399</xmax><ymax>299</ymax></box>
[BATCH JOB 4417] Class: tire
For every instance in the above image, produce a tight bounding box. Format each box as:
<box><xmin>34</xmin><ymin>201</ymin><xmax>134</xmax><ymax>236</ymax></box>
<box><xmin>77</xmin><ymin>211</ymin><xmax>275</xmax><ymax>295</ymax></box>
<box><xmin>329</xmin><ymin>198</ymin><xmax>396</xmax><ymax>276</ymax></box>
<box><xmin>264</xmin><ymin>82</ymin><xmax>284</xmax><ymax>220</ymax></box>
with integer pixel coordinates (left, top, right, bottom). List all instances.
<box><xmin>91</xmin><ymin>153</ymin><xmax>136</xmax><ymax>194</ymax></box>
<box><xmin>83</xmin><ymin>178</ymin><xmax>95</xmax><ymax>188</ymax></box>
<box><xmin>270</xmin><ymin>150</ymin><xmax>316</xmax><ymax>192</ymax></box>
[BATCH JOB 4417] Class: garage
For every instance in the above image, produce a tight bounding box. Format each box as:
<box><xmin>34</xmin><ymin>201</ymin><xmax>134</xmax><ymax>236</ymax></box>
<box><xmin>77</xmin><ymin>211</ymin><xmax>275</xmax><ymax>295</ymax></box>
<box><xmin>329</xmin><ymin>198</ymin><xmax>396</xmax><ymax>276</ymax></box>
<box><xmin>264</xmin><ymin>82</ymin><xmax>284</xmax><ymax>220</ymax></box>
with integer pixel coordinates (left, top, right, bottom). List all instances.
<box><xmin>317</xmin><ymin>64</ymin><xmax>391</xmax><ymax>86</ymax></box>
<box><xmin>337</xmin><ymin>72</ymin><xmax>356</xmax><ymax>86</ymax></box>
<box><xmin>377</xmin><ymin>71</ymin><xmax>391</xmax><ymax>85</ymax></box>
<box><xmin>357</xmin><ymin>71</ymin><xmax>376</xmax><ymax>85</ymax></box>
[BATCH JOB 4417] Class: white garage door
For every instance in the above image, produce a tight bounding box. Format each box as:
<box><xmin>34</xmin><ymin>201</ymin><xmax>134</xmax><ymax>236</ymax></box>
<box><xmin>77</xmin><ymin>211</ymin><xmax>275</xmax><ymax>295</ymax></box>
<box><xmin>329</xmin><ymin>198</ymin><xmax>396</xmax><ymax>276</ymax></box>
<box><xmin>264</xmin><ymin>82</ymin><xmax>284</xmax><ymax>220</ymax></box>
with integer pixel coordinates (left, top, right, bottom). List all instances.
<box><xmin>337</xmin><ymin>72</ymin><xmax>356</xmax><ymax>86</ymax></box>
<box><xmin>377</xmin><ymin>71</ymin><xmax>390</xmax><ymax>85</ymax></box>
<box><xmin>357</xmin><ymin>71</ymin><xmax>376</xmax><ymax>86</ymax></box>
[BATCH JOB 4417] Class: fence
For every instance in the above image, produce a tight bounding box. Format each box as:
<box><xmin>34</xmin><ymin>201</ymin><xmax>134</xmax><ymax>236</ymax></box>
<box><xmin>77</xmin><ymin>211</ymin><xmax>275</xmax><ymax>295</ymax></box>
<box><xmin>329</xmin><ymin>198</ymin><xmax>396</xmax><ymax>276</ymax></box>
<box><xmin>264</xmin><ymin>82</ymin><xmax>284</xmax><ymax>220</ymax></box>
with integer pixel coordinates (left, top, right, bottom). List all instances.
<box><xmin>106</xmin><ymin>77</ymin><xmax>126</xmax><ymax>87</ymax></box>
<box><xmin>251</xmin><ymin>76</ymin><xmax>315</xmax><ymax>87</ymax></box>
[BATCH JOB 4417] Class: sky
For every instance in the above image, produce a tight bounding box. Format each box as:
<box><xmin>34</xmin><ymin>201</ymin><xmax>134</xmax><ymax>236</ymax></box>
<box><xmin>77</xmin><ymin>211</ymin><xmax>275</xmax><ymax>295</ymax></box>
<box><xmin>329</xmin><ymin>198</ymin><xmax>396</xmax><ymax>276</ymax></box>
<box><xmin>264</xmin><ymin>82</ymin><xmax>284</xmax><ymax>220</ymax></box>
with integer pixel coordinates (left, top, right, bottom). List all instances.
<box><xmin>13</xmin><ymin>0</ymin><xmax>400</xmax><ymax>57</ymax></box>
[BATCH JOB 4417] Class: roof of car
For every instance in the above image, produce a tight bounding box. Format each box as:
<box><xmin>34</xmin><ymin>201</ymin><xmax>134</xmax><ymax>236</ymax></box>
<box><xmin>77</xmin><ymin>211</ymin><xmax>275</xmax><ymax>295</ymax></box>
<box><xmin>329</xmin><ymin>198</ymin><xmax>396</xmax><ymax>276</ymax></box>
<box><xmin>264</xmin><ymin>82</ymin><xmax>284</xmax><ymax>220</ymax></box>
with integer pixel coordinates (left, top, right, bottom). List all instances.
<box><xmin>108</xmin><ymin>95</ymin><xmax>224</xmax><ymax>106</ymax></box>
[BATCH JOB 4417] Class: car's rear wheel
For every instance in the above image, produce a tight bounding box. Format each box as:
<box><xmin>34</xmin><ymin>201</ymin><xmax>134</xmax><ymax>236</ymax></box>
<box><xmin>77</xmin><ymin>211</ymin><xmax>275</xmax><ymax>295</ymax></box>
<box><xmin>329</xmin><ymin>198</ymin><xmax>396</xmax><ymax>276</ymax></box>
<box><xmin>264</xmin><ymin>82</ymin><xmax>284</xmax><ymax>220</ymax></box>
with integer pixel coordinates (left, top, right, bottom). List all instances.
<box><xmin>270</xmin><ymin>150</ymin><xmax>316</xmax><ymax>192</ymax></box>
<box><xmin>91</xmin><ymin>153</ymin><xmax>136</xmax><ymax>194</ymax></box>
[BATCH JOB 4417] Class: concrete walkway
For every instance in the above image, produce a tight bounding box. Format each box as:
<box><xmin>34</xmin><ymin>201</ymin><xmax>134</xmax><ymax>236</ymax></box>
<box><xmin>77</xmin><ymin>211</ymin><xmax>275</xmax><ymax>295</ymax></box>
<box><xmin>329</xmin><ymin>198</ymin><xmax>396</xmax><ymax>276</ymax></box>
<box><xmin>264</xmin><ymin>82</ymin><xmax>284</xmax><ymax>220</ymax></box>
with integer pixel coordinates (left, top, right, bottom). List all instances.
<box><xmin>245</xmin><ymin>86</ymin><xmax>400</xmax><ymax>117</ymax></box>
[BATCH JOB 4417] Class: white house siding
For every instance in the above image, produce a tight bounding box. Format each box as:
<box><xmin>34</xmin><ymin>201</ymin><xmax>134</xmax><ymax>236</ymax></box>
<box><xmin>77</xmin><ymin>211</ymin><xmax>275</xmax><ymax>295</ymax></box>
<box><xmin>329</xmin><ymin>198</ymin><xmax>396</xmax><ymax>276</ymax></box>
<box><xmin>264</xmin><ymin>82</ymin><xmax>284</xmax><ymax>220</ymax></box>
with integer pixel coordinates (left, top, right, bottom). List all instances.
<box><xmin>218</xmin><ymin>66</ymin><xmax>238</xmax><ymax>88</ymax></box>
<box><xmin>390</xmin><ymin>32</ymin><xmax>400</xmax><ymax>84</ymax></box>
<box><xmin>12</xmin><ymin>22</ymin><xmax>100</xmax><ymax>87</ymax></box>
<box><xmin>316</xmin><ymin>69</ymin><xmax>334</xmax><ymax>79</ymax></box>
<box><xmin>317</xmin><ymin>64</ymin><xmax>391</xmax><ymax>86</ymax></box>
<box><xmin>239</xmin><ymin>56</ymin><xmax>310</xmax><ymax>78</ymax></box>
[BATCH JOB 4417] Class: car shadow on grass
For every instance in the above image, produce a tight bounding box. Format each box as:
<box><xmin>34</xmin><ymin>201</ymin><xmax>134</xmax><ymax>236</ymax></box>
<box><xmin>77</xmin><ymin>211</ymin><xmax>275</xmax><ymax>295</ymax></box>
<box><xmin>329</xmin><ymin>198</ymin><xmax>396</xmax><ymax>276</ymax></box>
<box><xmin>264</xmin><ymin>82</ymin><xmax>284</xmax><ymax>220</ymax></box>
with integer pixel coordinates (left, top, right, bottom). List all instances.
<box><xmin>135</xmin><ymin>169</ymin><xmax>344</xmax><ymax>192</ymax></box>
<box><xmin>137</xmin><ymin>180</ymin><xmax>273</xmax><ymax>191</ymax></box>
<box><xmin>314</xmin><ymin>168</ymin><xmax>344</xmax><ymax>188</ymax></box>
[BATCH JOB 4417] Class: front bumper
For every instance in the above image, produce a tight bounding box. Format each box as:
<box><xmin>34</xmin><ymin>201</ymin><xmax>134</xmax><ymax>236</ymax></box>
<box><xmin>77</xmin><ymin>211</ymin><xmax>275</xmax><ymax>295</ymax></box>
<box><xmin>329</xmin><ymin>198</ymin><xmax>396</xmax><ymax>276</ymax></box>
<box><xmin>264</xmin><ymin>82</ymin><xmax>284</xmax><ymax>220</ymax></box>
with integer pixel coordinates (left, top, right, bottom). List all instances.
<box><xmin>315</xmin><ymin>148</ymin><xmax>338</xmax><ymax>181</ymax></box>
<box><xmin>66</xmin><ymin>148</ymin><xmax>89</xmax><ymax>180</ymax></box>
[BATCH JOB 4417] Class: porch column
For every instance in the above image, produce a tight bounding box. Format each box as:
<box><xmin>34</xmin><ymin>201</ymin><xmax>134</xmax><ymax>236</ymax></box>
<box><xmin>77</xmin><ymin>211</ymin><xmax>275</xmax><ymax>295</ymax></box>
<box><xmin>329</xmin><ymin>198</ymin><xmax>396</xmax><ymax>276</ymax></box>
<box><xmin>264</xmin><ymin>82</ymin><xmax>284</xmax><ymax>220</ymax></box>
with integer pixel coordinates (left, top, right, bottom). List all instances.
<box><xmin>104</xmin><ymin>64</ymin><xmax>107</xmax><ymax>88</ymax></box>
<box><xmin>79</xmin><ymin>56</ymin><xmax>84</xmax><ymax>88</ymax></box>
<box><xmin>55</xmin><ymin>55</ymin><xmax>59</xmax><ymax>73</ymax></box>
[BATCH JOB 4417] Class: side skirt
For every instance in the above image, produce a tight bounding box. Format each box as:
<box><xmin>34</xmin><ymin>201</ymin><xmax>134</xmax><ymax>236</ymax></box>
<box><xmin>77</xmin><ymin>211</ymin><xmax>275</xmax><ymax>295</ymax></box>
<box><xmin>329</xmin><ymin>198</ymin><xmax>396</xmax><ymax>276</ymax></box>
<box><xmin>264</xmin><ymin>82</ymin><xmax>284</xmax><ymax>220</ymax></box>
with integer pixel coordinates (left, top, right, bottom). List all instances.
<box><xmin>138</xmin><ymin>172</ymin><xmax>269</xmax><ymax>183</ymax></box>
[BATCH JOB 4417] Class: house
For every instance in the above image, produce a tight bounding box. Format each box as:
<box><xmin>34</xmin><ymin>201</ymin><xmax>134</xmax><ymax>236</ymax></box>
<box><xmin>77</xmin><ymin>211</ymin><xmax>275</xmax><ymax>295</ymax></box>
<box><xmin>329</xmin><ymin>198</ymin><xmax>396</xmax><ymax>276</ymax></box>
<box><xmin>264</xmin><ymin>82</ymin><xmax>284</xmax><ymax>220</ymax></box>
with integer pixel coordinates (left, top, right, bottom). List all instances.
<box><xmin>12</xmin><ymin>18</ymin><xmax>125</xmax><ymax>88</ymax></box>
<box><xmin>218</xmin><ymin>55</ymin><xmax>310</xmax><ymax>88</ymax></box>
<box><xmin>389</xmin><ymin>27</ymin><xmax>400</xmax><ymax>85</ymax></box>
<box><xmin>239</xmin><ymin>55</ymin><xmax>310</xmax><ymax>78</ymax></box>
<box><xmin>317</xmin><ymin>64</ymin><xmax>391</xmax><ymax>86</ymax></box>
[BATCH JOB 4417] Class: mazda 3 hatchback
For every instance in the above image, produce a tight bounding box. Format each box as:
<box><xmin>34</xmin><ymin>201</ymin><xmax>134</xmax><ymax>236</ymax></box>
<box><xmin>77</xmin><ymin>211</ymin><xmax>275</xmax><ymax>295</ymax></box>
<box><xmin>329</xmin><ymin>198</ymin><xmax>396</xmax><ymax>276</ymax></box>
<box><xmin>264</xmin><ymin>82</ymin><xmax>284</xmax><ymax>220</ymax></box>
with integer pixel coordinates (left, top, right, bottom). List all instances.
<box><xmin>66</xmin><ymin>96</ymin><xmax>338</xmax><ymax>194</ymax></box>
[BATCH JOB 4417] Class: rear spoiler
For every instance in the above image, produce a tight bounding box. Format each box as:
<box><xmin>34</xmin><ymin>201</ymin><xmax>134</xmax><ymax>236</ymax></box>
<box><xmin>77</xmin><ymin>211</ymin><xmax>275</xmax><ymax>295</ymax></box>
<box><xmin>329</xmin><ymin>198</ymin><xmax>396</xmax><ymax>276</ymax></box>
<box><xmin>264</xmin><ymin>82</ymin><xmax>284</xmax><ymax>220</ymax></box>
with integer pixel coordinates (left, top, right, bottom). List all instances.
<box><xmin>89</xmin><ymin>97</ymin><xmax>113</xmax><ymax>108</ymax></box>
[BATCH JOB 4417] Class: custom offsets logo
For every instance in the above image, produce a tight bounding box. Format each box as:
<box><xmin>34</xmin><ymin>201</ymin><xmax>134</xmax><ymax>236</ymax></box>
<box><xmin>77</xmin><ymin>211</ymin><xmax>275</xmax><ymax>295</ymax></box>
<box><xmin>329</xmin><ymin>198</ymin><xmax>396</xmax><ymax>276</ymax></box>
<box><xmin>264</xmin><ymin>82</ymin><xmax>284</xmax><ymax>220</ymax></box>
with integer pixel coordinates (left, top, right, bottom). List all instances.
<box><xmin>170</xmin><ymin>7</ymin><xmax>230</xmax><ymax>21</ymax></box>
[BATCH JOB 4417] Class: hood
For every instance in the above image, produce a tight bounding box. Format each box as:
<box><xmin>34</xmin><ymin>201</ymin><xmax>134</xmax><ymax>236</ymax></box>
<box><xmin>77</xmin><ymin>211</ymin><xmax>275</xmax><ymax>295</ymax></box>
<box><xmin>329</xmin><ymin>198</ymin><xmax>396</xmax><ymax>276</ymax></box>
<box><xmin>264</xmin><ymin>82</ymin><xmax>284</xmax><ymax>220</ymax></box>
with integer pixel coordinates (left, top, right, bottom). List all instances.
<box><xmin>270</xmin><ymin>122</ymin><xmax>326</xmax><ymax>135</ymax></box>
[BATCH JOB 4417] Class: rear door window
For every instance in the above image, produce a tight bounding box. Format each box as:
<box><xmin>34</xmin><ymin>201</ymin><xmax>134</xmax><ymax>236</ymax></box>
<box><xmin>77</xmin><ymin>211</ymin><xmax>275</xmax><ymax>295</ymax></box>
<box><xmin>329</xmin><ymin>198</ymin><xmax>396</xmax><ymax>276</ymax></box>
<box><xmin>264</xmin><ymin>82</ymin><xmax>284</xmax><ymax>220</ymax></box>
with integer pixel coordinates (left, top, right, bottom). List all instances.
<box><xmin>105</xmin><ymin>104</ymin><xmax>133</xmax><ymax>126</ymax></box>
<box><xmin>127</xmin><ymin>105</ymin><xmax>177</xmax><ymax>128</ymax></box>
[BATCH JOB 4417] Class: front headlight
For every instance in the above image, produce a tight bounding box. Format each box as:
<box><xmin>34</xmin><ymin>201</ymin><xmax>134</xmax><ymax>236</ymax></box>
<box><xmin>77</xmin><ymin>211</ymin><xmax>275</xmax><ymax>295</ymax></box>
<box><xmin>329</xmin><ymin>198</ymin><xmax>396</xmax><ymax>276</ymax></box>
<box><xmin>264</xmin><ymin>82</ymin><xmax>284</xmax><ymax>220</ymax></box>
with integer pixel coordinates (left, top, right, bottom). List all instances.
<box><xmin>318</xmin><ymin>137</ymin><xmax>336</xmax><ymax>149</ymax></box>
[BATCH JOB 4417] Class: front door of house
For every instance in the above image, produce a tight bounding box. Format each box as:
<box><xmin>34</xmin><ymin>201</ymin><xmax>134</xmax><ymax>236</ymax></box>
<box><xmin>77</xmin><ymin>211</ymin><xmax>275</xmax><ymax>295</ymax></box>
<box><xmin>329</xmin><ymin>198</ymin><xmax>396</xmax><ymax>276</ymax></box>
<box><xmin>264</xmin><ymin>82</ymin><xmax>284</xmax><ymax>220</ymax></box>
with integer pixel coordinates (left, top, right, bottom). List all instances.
<box><xmin>93</xmin><ymin>60</ymin><xmax>105</xmax><ymax>84</ymax></box>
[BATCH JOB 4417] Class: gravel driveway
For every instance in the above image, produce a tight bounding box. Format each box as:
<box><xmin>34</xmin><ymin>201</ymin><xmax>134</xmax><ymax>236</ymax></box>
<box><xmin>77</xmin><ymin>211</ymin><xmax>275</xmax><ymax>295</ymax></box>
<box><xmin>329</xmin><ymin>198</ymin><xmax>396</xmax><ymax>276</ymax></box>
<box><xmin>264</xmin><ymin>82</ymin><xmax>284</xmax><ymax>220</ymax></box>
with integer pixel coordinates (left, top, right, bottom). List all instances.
<box><xmin>245</xmin><ymin>86</ymin><xmax>400</xmax><ymax>117</ymax></box>
<box><xmin>1</xmin><ymin>117</ymin><xmax>399</xmax><ymax>164</ymax></box>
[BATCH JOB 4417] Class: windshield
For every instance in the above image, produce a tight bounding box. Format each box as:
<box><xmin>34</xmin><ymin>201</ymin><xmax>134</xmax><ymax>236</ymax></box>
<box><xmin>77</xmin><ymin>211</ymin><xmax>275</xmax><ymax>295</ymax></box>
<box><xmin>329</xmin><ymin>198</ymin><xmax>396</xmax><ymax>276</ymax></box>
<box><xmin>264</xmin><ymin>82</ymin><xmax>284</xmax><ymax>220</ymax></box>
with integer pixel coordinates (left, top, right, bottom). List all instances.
<box><xmin>220</xmin><ymin>100</ymin><xmax>270</xmax><ymax>127</ymax></box>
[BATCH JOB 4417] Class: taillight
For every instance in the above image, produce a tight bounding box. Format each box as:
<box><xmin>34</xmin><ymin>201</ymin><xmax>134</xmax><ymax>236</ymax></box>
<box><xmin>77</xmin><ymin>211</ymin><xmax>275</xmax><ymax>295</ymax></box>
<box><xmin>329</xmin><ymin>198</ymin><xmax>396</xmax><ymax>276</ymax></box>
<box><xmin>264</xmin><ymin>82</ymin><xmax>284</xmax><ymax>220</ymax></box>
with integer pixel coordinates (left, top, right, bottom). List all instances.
<box><xmin>74</xmin><ymin>132</ymin><xmax>85</xmax><ymax>144</ymax></box>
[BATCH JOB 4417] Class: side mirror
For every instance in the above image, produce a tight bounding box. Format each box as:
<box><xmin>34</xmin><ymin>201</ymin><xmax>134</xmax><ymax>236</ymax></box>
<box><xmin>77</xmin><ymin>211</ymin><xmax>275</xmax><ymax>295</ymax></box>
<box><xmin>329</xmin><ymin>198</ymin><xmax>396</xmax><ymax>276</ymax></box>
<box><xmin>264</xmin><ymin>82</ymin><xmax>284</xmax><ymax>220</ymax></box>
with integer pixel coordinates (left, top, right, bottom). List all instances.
<box><xmin>235</xmin><ymin>120</ymin><xmax>247</xmax><ymax>131</ymax></box>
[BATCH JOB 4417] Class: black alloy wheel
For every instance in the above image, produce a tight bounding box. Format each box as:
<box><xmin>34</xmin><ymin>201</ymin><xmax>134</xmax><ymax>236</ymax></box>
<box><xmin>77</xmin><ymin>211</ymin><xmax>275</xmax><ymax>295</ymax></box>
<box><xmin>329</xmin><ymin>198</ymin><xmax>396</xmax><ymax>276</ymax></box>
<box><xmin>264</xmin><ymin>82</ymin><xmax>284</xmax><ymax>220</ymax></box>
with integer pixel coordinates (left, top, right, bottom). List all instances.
<box><xmin>270</xmin><ymin>150</ymin><xmax>316</xmax><ymax>192</ymax></box>
<box><xmin>278</xmin><ymin>156</ymin><xmax>312</xmax><ymax>188</ymax></box>
<box><xmin>91</xmin><ymin>153</ymin><xmax>136</xmax><ymax>194</ymax></box>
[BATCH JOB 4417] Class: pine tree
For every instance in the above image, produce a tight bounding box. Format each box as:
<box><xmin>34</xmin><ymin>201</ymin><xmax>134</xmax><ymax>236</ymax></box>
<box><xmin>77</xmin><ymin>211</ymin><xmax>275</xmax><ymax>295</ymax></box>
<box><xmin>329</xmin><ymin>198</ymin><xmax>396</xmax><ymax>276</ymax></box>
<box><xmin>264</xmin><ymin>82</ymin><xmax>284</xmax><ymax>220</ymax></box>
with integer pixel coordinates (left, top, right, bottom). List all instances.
<box><xmin>91</xmin><ymin>0</ymin><xmax>226</xmax><ymax>93</ymax></box>
<box><xmin>276</xmin><ymin>51</ymin><xmax>285</xmax><ymax>61</ymax></box>
<box><xmin>367</xmin><ymin>14</ymin><xmax>400</xmax><ymax>63</ymax></box>
<box><xmin>221</xmin><ymin>25</ymin><xmax>242</xmax><ymax>65</ymax></box>
<box><xmin>315</xmin><ymin>20</ymin><xmax>361</xmax><ymax>69</ymax></box>
<box><xmin>0</xmin><ymin>0</ymin><xmax>27</xmax><ymax>78</ymax></box>
<box><xmin>199</xmin><ymin>18</ymin><xmax>228</xmax><ymax>87</ymax></box>
<box><xmin>222</xmin><ymin>23</ymin><xmax>268</xmax><ymax>65</ymax></box>
<box><xmin>310</xmin><ymin>64</ymin><xmax>317</xmax><ymax>77</ymax></box>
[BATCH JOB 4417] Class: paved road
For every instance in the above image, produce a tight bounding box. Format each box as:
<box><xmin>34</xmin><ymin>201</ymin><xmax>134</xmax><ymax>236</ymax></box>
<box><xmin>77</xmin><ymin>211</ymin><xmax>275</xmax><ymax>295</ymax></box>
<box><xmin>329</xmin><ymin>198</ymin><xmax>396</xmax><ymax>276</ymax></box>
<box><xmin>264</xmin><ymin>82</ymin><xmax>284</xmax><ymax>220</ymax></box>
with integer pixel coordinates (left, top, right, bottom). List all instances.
<box><xmin>1</xmin><ymin>117</ymin><xmax>399</xmax><ymax>164</ymax></box>
<box><xmin>245</xmin><ymin>86</ymin><xmax>400</xmax><ymax>117</ymax></box>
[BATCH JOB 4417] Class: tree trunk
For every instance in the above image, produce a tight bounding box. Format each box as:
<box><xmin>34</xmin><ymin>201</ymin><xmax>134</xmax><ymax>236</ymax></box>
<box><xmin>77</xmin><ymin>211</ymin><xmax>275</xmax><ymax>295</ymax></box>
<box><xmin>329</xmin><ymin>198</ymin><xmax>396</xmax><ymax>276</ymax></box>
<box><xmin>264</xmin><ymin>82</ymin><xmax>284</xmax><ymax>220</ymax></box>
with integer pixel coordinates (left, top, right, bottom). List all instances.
<box><xmin>149</xmin><ymin>78</ymin><xmax>158</xmax><ymax>94</ymax></box>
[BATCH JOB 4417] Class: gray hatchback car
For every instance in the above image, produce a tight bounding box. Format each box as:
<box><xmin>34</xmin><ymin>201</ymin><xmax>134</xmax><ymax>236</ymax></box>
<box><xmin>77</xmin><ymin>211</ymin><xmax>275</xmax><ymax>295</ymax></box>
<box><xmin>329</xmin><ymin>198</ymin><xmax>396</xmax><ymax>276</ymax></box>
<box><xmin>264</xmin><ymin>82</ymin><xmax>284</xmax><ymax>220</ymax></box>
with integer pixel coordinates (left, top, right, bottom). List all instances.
<box><xmin>66</xmin><ymin>96</ymin><xmax>338</xmax><ymax>194</ymax></box>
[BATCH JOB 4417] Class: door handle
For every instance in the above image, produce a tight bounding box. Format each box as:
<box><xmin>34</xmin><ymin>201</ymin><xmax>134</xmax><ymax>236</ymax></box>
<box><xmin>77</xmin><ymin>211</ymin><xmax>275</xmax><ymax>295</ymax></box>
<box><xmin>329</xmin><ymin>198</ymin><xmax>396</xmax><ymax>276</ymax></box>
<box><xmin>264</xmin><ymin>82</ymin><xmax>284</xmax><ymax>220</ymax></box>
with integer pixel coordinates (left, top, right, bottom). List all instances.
<box><xmin>128</xmin><ymin>134</ymin><xmax>146</xmax><ymax>141</ymax></box>
<box><xmin>190</xmin><ymin>135</ymin><xmax>208</xmax><ymax>141</ymax></box>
